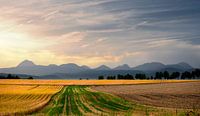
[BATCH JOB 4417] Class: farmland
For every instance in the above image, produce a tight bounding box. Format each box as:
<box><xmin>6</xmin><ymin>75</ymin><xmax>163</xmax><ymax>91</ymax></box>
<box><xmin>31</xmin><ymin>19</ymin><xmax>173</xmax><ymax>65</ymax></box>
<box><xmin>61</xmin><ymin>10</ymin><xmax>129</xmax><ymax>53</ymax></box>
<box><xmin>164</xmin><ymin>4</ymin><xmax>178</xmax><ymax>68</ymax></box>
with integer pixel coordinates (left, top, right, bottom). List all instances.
<box><xmin>0</xmin><ymin>79</ymin><xmax>197</xmax><ymax>85</ymax></box>
<box><xmin>37</xmin><ymin>86</ymin><xmax>136</xmax><ymax>115</ymax></box>
<box><xmin>92</xmin><ymin>82</ymin><xmax>200</xmax><ymax>109</ymax></box>
<box><xmin>0</xmin><ymin>80</ymin><xmax>199</xmax><ymax>115</ymax></box>
<box><xmin>0</xmin><ymin>85</ymin><xmax>62</xmax><ymax>115</ymax></box>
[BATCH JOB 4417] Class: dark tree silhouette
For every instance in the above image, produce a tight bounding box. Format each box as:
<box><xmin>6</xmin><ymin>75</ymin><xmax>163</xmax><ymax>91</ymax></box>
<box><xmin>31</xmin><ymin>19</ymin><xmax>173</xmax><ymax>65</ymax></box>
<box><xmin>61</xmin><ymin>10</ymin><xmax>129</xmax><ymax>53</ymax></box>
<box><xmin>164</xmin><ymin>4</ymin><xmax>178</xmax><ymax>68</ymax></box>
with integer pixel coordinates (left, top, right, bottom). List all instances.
<box><xmin>124</xmin><ymin>74</ymin><xmax>134</xmax><ymax>80</ymax></box>
<box><xmin>135</xmin><ymin>73</ymin><xmax>146</xmax><ymax>79</ymax></box>
<box><xmin>163</xmin><ymin>71</ymin><xmax>169</xmax><ymax>79</ymax></box>
<box><xmin>98</xmin><ymin>76</ymin><xmax>104</xmax><ymax>80</ymax></box>
<box><xmin>170</xmin><ymin>72</ymin><xmax>180</xmax><ymax>79</ymax></box>
<box><xmin>107</xmin><ymin>76</ymin><xmax>116</xmax><ymax>80</ymax></box>
<box><xmin>155</xmin><ymin>72</ymin><xmax>163</xmax><ymax>79</ymax></box>
<box><xmin>117</xmin><ymin>74</ymin><xmax>124</xmax><ymax>80</ymax></box>
<box><xmin>28</xmin><ymin>76</ymin><xmax>33</xmax><ymax>79</ymax></box>
<box><xmin>181</xmin><ymin>71</ymin><xmax>191</xmax><ymax>79</ymax></box>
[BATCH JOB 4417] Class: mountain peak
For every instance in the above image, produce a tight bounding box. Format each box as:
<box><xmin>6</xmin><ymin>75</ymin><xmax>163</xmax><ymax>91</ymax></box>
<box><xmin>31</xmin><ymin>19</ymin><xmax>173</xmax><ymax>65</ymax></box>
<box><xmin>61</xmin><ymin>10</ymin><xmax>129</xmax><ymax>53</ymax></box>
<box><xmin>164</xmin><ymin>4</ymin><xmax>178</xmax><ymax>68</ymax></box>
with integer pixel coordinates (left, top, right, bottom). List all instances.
<box><xmin>17</xmin><ymin>60</ymin><xmax>36</xmax><ymax>67</ymax></box>
<box><xmin>81</xmin><ymin>65</ymin><xmax>90</xmax><ymax>70</ymax></box>
<box><xmin>95</xmin><ymin>65</ymin><xmax>111</xmax><ymax>70</ymax></box>
<box><xmin>178</xmin><ymin>62</ymin><xmax>190</xmax><ymax>66</ymax></box>
<box><xmin>133</xmin><ymin>62</ymin><xmax>165</xmax><ymax>71</ymax></box>
<box><xmin>60</xmin><ymin>63</ymin><xmax>79</xmax><ymax>67</ymax></box>
<box><xmin>48</xmin><ymin>64</ymin><xmax>58</xmax><ymax>67</ymax></box>
<box><xmin>114</xmin><ymin>64</ymin><xmax>131</xmax><ymax>70</ymax></box>
<box><xmin>177</xmin><ymin>62</ymin><xmax>193</xmax><ymax>69</ymax></box>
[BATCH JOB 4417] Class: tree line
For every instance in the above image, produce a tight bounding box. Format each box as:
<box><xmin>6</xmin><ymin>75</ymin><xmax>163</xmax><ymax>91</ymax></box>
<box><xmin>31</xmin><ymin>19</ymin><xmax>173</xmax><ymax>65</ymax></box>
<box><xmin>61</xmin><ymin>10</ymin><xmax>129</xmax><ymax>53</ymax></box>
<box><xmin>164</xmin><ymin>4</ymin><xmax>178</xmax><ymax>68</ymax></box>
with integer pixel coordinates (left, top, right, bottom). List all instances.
<box><xmin>0</xmin><ymin>74</ymin><xmax>33</xmax><ymax>79</ymax></box>
<box><xmin>98</xmin><ymin>69</ymin><xmax>200</xmax><ymax>80</ymax></box>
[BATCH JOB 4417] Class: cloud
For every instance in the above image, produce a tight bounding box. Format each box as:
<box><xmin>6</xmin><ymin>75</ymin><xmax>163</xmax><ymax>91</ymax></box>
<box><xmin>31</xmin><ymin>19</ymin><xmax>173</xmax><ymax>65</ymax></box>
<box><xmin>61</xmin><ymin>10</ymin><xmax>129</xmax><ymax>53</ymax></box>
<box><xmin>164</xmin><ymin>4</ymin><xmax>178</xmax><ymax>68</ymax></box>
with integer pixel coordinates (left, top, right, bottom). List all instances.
<box><xmin>42</xmin><ymin>10</ymin><xmax>60</xmax><ymax>21</ymax></box>
<box><xmin>97</xmin><ymin>38</ymin><xmax>108</xmax><ymax>42</ymax></box>
<box><xmin>58</xmin><ymin>32</ymin><xmax>86</xmax><ymax>43</ymax></box>
<box><xmin>0</xmin><ymin>0</ymin><xmax>200</xmax><ymax>68</ymax></box>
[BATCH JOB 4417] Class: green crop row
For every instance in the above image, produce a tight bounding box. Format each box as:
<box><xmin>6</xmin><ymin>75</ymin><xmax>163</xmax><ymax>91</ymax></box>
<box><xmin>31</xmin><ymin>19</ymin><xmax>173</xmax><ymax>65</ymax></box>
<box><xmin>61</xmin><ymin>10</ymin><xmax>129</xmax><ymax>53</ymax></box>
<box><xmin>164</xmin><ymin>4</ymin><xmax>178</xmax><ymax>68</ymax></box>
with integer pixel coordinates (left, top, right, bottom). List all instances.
<box><xmin>40</xmin><ymin>86</ymin><xmax>134</xmax><ymax>115</ymax></box>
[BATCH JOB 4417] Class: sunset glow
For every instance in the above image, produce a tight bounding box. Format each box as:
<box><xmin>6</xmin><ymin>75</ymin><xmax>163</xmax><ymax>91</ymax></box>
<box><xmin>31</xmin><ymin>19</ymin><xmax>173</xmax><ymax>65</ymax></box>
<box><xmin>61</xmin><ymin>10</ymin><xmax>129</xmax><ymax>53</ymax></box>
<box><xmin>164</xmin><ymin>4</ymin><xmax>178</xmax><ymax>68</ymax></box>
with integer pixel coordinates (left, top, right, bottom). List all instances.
<box><xmin>0</xmin><ymin>0</ymin><xmax>200</xmax><ymax>68</ymax></box>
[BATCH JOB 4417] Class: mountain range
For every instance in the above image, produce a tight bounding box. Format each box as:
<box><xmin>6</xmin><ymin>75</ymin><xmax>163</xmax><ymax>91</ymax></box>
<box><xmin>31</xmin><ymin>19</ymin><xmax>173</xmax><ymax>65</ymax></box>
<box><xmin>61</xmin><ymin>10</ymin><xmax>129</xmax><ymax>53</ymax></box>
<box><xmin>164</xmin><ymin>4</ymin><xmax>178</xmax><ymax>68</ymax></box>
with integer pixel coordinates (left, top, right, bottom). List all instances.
<box><xmin>0</xmin><ymin>60</ymin><xmax>194</xmax><ymax>79</ymax></box>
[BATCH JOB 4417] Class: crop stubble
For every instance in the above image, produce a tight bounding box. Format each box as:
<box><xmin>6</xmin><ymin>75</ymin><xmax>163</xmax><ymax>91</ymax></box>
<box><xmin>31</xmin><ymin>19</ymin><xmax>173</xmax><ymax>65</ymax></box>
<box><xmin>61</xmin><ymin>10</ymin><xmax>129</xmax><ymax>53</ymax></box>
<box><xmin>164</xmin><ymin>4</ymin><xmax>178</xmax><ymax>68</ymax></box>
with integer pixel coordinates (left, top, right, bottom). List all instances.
<box><xmin>0</xmin><ymin>85</ymin><xmax>62</xmax><ymax>115</ymax></box>
<box><xmin>92</xmin><ymin>82</ymin><xmax>200</xmax><ymax>109</ymax></box>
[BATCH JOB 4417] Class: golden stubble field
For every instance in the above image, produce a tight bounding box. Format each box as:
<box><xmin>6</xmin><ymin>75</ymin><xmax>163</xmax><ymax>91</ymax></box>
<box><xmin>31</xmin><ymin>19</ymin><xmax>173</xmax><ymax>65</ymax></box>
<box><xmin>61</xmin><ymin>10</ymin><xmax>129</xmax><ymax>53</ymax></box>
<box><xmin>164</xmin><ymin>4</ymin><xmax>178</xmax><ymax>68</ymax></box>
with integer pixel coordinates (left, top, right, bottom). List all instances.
<box><xmin>0</xmin><ymin>84</ymin><xmax>62</xmax><ymax>115</ymax></box>
<box><xmin>0</xmin><ymin>79</ymin><xmax>198</xmax><ymax>85</ymax></box>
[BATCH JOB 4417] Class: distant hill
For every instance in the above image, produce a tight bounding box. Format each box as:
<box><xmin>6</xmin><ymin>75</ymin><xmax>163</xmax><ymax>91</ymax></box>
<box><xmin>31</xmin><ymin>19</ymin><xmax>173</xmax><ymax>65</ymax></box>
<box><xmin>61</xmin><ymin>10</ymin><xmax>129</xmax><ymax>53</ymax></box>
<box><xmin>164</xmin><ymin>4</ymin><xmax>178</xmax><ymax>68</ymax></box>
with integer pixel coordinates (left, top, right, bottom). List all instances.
<box><xmin>0</xmin><ymin>73</ymin><xmax>38</xmax><ymax>79</ymax></box>
<box><xmin>0</xmin><ymin>60</ymin><xmax>90</xmax><ymax>76</ymax></box>
<box><xmin>38</xmin><ymin>70</ymin><xmax>143</xmax><ymax>79</ymax></box>
<box><xmin>95</xmin><ymin>65</ymin><xmax>111</xmax><ymax>70</ymax></box>
<box><xmin>165</xmin><ymin>62</ymin><xmax>193</xmax><ymax>71</ymax></box>
<box><xmin>132</xmin><ymin>62</ymin><xmax>193</xmax><ymax>76</ymax></box>
<box><xmin>17</xmin><ymin>60</ymin><xmax>36</xmax><ymax>67</ymax></box>
<box><xmin>114</xmin><ymin>64</ymin><xmax>131</xmax><ymax>70</ymax></box>
<box><xmin>0</xmin><ymin>60</ymin><xmax>194</xmax><ymax>79</ymax></box>
<box><xmin>133</xmin><ymin>62</ymin><xmax>165</xmax><ymax>71</ymax></box>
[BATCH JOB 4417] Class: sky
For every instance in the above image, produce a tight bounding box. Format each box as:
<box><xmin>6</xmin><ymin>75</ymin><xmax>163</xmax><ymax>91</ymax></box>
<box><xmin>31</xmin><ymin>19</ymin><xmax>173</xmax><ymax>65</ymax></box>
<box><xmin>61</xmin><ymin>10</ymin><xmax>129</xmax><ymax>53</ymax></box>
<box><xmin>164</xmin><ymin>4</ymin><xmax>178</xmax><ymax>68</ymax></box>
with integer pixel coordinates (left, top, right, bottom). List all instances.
<box><xmin>0</xmin><ymin>0</ymin><xmax>200</xmax><ymax>68</ymax></box>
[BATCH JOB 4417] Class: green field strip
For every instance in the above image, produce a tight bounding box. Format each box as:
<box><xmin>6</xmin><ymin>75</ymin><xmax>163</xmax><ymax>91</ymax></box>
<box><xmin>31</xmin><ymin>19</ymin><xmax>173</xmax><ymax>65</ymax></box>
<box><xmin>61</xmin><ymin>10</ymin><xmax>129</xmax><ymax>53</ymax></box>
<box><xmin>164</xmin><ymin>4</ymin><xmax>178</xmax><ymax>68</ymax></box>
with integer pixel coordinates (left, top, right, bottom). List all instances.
<box><xmin>47</xmin><ymin>87</ymin><xmax>66</xmax><ymax>115</ymax></box>
<box><xmin>66</xmin><ymin>94</ymin><xmax>70</xmax><ymax>115</ymax></box>
<box><xmin>78</xmin><ymin>87</ymin><xmax>109</xmax><ymax>114</ymax></box>
<box><xmin>83</xmin><ymin>88</ymin><xmax>131</xmax><ymax>112</ymax></box>
<box><xmin>96</xmin><ymin>93</ymin><xmax>130</xmax><ymax>110</ymax></box>
<box><xmin>77</xmin><ymin>92</ymin><xmax>93</xmax><ymax>113</ymax></box>
<box><xmin>78</xmin><ymin>87</ymin><xmax>106</xmax><ymax>115</ymax></box>
<box><xmin>37</xmin><ymin>85</ymin><xmax>157</xmax><ymax>116</ymax></box>
<box><xmin>62</xmin><ymin>96</ymin><xmax>67</xmax><ymax>115</ymax></box>
<box><xmin>67</xmin><ymin>86</ymin><xmax>83</xmax><ymax>116</ymax></box>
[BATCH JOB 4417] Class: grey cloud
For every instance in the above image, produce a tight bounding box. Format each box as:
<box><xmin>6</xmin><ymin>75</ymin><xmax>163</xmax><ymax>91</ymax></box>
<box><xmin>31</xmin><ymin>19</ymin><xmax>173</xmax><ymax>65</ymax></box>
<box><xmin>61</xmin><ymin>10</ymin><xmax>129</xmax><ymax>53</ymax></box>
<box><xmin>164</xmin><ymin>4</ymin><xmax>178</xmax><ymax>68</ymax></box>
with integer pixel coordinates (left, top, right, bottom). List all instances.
<box><xmin>0</xmin><ymin>0</ymin><xmax>200</xmax><ymax>67</ymax></box>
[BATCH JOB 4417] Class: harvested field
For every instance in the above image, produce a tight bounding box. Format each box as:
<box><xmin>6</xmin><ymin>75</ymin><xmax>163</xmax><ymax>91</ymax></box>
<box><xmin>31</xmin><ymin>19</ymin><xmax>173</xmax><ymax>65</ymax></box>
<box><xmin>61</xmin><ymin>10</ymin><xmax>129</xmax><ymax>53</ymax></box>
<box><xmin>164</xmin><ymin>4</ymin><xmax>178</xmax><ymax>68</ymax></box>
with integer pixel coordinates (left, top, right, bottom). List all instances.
<box><xmin>0</xmin><ymin>85</ymin><xmax>63</xmax><ymax>115</ymax></box>
<box><xmin>1</xmin><ymin>80</ymin><xmax>200</xmax><ymax>115</ymax></box>
<box><xmin>92</xmin><ymin>82</ymin><xmax>200</xmax><ymax>109</ymax></box>
<box><xmin>0</xmin><ymin>79</ymin><xmax>198</xmax><ymax>85</ymax></box>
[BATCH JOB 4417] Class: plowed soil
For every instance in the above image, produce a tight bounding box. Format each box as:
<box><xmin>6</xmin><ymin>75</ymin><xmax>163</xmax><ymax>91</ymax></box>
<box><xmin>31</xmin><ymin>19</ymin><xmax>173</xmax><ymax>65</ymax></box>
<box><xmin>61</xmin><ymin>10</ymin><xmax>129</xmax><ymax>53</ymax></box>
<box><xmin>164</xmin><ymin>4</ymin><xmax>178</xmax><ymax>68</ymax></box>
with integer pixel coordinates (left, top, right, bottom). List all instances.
<box><xmin>92</xmin><ymin>82</ymin><xmax>200</xmax><ymax>109</ymax></box>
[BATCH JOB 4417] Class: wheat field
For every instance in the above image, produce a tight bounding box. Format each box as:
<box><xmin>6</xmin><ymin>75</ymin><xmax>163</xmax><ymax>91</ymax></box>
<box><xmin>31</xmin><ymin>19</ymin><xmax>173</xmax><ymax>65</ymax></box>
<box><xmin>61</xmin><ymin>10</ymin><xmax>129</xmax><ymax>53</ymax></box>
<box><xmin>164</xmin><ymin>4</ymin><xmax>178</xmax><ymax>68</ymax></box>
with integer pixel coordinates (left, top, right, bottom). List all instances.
<box><xmin>0</xmin><ymin>85</ymin><xmax>63</xmax><ymax>115</ymax></box>
<box><xmin>0</xmin><ymin>79</ymin><xmax>198</xmax><ymax>85</ymax></box>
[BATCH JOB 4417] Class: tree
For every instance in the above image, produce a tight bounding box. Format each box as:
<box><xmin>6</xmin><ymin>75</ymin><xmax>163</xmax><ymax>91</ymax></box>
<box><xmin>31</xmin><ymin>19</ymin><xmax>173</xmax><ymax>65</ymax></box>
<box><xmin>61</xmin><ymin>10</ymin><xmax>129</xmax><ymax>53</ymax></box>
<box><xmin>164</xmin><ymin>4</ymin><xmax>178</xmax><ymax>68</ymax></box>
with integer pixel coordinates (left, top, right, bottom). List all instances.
<box><xmin>0</xmin><ymin>75</ymin><xmax>6</xmax><ymax>79</ymax></box>
<box><xmin>191</xmin><ymin>71</ymin><xmax>196</xmax><ymax>79</ymax></box>
<box><xmin>170</xmin><ymin>72</ymin><xmax>180</xmax><ymax>79</ymax></box>
<box><xmin>155</xmin><ymin>72</ymin><xmax>163</xmax><ymax>79</ymax></box>
<box><xmin>163</xmin><ymin>71</ymin><xmax>169</xmax><ymax>79</ymax></box>
<box><xmin>124</xmin><ymin>74</ymin><xmax>134</xmax><ymax>80</ymax></box>
<box><xmin>194</xmin><ymin>69</ymin><xmax>200</xmax><ymax>78</ymax></box>
<box><xmin>15</xmin><ymin>75</ymin><xmax>20</xmax><ymax>79</ymax></box>
<box><xmin>181</xmin><ymin>71</ymin><xmax>191</xmax><ymax>79</ymax></box>
<box><xmin>107</xmin><ymin>76</ymin><xmax>116</xmax><ymax>80</ymax></box>
<box><xmin>28</xmin><ymin>76</ymin><xmax>33</xmax><ymax>79</ymax></box>
<box><xmin>117</xmin><ymin>74</ymin><xmax>124</xmax><ymax>80</ymax></box>
<box><xmin>135</xmin><ymin>73</ymin><xmax>146</xmax><ymax>80</ymax></box>
<box><xmin>7</xmin><ymin>74</ymin><xmax>12</xmax><ymax>79</ymax></box>
<box><xmin>150</xmin><ymin>76</ymin><xmax>154</xmax><ymax>80</ymax></box>
<box><xmin>98</xmin><ymin>76</ymin><xmax>104</xmax><ymax>80</ymax></box>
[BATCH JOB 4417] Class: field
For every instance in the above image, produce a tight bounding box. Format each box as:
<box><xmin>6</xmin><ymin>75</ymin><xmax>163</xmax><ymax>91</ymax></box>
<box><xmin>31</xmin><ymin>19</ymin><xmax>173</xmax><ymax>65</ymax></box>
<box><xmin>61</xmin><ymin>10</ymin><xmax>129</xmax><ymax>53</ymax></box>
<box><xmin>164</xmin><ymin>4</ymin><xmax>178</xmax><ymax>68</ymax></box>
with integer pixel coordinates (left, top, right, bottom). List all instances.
<box><xmin>37</xmin><ymin>86</ymin><xmax>136</xmax><ymax>115</ymax></box>
<box><xmin>0</xmin><ymin>85</ymin><xmax>62</xmax><ymax>115</ymax></box>
<box><xmin>0</xmin><ymin>80</ymin><xmax>199</xmax><ymax>115</ymax></box>
<box><xmin>92</xmin><ymin>82</ymin><xmax>200</xmax><ymax>109</ymax></box>
<box><xmin>0</xmin><ymin>79</ymin><xmax>197</xmax><ymax>85</ymax></box>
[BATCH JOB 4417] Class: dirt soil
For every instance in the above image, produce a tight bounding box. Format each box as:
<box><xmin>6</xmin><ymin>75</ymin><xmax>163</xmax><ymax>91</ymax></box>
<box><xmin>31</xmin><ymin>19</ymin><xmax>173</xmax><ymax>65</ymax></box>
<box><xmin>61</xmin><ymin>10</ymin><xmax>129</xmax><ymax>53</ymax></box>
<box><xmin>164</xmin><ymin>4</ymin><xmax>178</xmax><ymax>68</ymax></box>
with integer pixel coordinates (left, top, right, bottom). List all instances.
<box><xmin>92</xmin><ymin>82</ymin><xmax>200</xmax><ymax>109</ymax></box>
